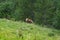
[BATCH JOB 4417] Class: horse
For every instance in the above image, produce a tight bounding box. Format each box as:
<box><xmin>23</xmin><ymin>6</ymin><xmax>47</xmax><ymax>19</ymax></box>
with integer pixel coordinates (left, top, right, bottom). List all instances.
<box><xmin>25</xmin><ymin>18</ymin><xmax>33</xmax><ymax>23</ymax></box>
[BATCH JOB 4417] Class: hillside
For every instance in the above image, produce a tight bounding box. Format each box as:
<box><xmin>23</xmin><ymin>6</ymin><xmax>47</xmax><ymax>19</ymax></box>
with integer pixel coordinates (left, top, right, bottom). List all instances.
<box><xmin>0</xmin><ymin>19</ymin><xmax>60</xmax><ymax>40</ymax></box>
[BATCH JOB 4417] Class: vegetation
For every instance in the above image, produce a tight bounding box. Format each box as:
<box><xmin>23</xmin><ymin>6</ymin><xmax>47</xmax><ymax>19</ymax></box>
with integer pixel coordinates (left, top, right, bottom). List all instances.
<box><xmin>0</xmin><ymin>19</ymin><xmax>60</xmax><ymax>40</ymax></box>
<box><xmin>0</xmin><ymin>0</ymin><xmax>60</xmax><ymax>29</ymax></box>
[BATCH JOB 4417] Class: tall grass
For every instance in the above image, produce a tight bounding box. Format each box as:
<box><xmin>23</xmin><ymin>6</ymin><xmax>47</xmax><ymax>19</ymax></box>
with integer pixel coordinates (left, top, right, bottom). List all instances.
<box><xmin>0</xmin><ymin>19</ymin><xmax>60</xmax><ymax>40</ymax></box>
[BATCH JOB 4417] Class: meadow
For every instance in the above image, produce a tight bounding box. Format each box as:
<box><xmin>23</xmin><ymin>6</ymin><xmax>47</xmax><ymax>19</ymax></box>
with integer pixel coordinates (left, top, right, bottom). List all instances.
<box><xmin>0</xmin><ymin>19</ymin><xmax>60</xmax><ymax>40</ymax></box>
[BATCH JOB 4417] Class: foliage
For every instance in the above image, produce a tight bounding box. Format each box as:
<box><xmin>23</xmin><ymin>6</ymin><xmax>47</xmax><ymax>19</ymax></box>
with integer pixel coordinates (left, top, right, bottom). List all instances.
<box><xmin>0</xmin><ymin>0</ymin><xmax>60</xmax><ymax>29</ymax></box>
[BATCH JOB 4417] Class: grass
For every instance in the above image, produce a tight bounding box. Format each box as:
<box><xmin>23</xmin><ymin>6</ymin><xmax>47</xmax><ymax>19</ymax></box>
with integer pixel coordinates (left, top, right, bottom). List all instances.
<box><xmin>0</xmin><ymin>19</ymin><xmax>60</xmax><ymax>40</ymax></box>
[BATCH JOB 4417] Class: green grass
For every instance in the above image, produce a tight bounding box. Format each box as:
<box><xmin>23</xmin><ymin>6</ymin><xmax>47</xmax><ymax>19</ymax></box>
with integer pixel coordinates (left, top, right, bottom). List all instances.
<box><xmin>0</xmin><ymin>19</ymin><xmax>60</xmax><ymax>40</ymax></box>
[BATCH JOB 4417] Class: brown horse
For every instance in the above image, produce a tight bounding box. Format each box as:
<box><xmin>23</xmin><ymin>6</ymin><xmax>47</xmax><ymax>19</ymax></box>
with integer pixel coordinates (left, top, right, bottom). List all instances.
<box><xmin>25</xmin><ymin>18</ymin><xmax>33</xmax><ymax>23</ymax></box>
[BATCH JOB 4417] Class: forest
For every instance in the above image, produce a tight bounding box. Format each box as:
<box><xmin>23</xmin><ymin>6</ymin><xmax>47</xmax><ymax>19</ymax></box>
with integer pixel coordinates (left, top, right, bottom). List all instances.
<box><xmin>0</xmin><ymin>0</ymin><xmax>60</xmax><ymax>29</ymax></box>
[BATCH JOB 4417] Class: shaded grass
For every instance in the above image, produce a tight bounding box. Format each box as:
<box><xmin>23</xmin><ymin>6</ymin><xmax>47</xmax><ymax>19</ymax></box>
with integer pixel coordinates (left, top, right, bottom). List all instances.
<box><xmin>0</xmin><ymin>19</ymin><xmax>60</xmax><ymax>40</ymax></box>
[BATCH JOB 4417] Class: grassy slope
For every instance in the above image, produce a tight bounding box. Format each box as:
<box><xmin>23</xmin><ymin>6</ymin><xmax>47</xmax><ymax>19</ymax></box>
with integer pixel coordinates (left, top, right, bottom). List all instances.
<box><xmin>0</xmin><ymin>19</ymin><xmax>60</xmax><ymax>40</ymax></box>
